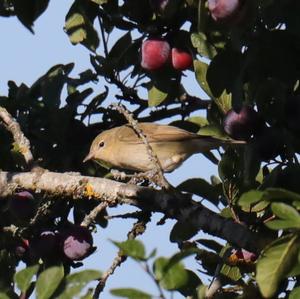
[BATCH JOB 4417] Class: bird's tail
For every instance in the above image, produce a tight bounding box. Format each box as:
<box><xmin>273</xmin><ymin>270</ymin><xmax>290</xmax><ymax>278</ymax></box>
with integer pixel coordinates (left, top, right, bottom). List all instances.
<box><xmin>193</xmin><ymin>135</ymin><xmax>246</xmax><ymax>152</ymax></box>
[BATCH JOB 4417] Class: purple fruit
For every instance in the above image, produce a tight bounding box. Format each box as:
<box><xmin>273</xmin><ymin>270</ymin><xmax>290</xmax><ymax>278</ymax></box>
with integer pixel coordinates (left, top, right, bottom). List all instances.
<box><xmin>223</xmin><ymin>106</ymin><xmax>261</xmax><ymax>140</ymax></box>
<box><xmin>208</xmin><ymin>0</ymin><xmax>244</xmax><ymax>23</ymax></box>
<box><xmin>32</xmin><ymin>231</ymin><xmax>59</xmax><ymax>259</ymax></box>
<box><xmin>61</xmin><ymin>226</ymin><xmax>94</xmax><ymax>261</ymax></box>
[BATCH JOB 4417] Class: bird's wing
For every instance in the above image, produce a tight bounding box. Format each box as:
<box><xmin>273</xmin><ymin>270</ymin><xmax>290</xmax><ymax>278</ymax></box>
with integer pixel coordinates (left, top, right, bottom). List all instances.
<box><xmin>117</xmin><ymin>123</ymin><xmax>198</xmax><ymax>144</ymax></box>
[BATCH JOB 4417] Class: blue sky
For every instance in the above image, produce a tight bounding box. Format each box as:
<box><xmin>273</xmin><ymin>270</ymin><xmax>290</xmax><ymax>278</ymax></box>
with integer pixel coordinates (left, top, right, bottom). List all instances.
<box><xmin>0</xmin><ymin>1</ymin><xmax>219</xmax><ymax>297</ymax></box>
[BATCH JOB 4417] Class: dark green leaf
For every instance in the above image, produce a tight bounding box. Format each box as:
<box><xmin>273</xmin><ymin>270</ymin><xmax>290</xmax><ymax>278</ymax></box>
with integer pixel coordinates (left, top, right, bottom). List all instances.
<box><xmin>196</xmin><ymin>239</ymin><xmax>223</xmax><ymax>253</ymax></box>
<box><xmin>206</xmin><ymin>50</ymin><xmax>242</xmax><ymax>98</ymax></box>
<box><xmin>177</xmin><ymin>178</ymin><xmax>220</xmax><ymax>204</ymax></box>
<box><xmin>170</xmin><ymin>221</ymin><xmax>199</xmax><ymax>243</ymax></box>
<box><xmin>264</xmin><ymin>188</ymin><xmax>300</xmax><ymax>202</ymax></box>
<box><xmin>110</xmin><ymin>288</ymin><xmax>152</xmax><ymax>299</ymax></box>
<box><xmin>14</xmin><ymin>265</ymin><xmax>39</xmax><ymax>293</ymax></box>
<box><xmin>177</xmin><ymin>270</ymin><xmax>202</xmax><ymax>297</ymax></box>
<box><xmin>14</xmin><ymin>0</ymin><xmax>50</xmax><ymax>32</ymax></box>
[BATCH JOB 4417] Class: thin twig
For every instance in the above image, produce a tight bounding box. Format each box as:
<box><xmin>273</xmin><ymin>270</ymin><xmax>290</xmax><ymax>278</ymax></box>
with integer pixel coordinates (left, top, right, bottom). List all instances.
<box><xmin>98</xmin><ymin>15</ymin><xmax>108</xmax><ymax>57</ymax></box>
<box><xmin>143</xmin><ymin>262</ymin><xmax>166</xmax><ymax>299</ymax></box>
<box><xmin>111</xmin><ymin>103</ymin><xmax>173</xmax><ymax>190</ymax></box>
<box><xmin>81</xmin><ymin>202</ymin><xmax>109</xmax><ymax>227</ymax></box>
<box><xmin>93</xmin><ymin>213</ymin><xmax>151</xmax><ymax>298</ymax></box>
<box><xmin>0</xmin><ymin>106</ymin><xmax>34</xmax><ymax>168</ymax></box>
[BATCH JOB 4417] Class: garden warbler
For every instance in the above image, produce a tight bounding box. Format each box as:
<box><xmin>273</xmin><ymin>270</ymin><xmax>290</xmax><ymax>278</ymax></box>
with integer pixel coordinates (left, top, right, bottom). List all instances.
<box><xmin>83</xmin><ymin>123</ymin><xmax>237</xmax><ymax>173</ymax></box>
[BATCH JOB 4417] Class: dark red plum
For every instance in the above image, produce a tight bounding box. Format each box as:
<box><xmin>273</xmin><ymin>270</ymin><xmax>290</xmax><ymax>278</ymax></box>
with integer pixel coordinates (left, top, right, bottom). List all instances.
<box><xmin>141</xmin><ymin>39</ymin><xmax>170</xmax><ymax>70</ymax></box>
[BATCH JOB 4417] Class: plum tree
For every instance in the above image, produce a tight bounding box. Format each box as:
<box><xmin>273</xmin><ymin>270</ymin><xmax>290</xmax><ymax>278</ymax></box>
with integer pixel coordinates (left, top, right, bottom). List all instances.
<box><xmin>0</xmin><ymin>1</ymin><xmax>300</xmax><ymax>299</ymax></box>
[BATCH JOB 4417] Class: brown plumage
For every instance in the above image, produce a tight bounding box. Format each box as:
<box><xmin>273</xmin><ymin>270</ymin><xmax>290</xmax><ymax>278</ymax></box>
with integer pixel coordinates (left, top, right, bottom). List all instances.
<box><xmin>83</xmin><ymin>123</ymin><xmax>237</xmax><ymax>172</ymax></box>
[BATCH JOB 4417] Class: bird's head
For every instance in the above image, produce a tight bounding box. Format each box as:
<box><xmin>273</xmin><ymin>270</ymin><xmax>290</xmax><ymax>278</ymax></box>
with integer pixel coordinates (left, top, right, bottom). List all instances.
<box><xmin>83</xmin><ymin>131</ymin><xmax>114</xmax><ymax>169</ymax></box>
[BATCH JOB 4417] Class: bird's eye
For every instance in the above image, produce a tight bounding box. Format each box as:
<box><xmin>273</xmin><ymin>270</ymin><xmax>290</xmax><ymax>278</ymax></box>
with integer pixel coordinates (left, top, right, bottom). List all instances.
<box><xmin>99</xmin><ymin>141</ymin><xmax>105</xmax><ymax>148</ymax></box>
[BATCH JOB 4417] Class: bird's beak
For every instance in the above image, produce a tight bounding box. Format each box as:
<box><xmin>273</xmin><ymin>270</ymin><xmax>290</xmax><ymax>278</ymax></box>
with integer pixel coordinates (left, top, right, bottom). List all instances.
<box><xmin>83</xmin><ymin>152</ymin><xmax>93</xmax><ymax>163</ymax></box>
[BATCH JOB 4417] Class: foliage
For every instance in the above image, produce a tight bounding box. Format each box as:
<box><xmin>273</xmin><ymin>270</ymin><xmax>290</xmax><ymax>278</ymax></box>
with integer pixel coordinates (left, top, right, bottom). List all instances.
<box><xmin>1</xmin><ymin>0</ymin><xmax>300</xmax><ymax>298</ymax></box>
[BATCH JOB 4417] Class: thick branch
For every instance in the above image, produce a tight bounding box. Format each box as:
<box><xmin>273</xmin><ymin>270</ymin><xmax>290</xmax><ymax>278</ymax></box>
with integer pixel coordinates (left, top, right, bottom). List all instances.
<box><xmin>0</xmin><ymin>170</ymin><xmax>264</xmax><ymax>253</ymax></box>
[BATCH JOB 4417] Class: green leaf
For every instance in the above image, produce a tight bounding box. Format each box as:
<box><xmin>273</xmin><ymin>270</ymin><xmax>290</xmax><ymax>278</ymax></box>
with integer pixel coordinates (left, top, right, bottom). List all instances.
<box><xmin>194</xmin><ymin>60</ymin><xmax>213</xmax><ymax>98</ymax></box>
<box><xmin>266</xmin><ymin>219</ymin><xmax>300</xmax><ymax>230</ymax></box>
<box><xmin>64</xmin><ymin>2</ymin><xmax>99</xmax><ymax>52</ymax></box>
<box><xmin>166</xmin><ymin>248</ymin><xmax>200</xmax><ymax>270</ymax></box>
<box><xmin>289</xmin><ymin>287</ymin><xmax>300</xmax><ymax>299</ymax></box>
<box><xmin>112</xmin><ymin>240</ymin><xmax>145</xmax><ymax>260</ymax></box>
<box><xmin>256</xmin><ymin>235</ymin><xmax>300</xmax><ymax>298</ymax></box>
<box><xmin>0</xmin><ymin>293</ymin><xmax>11</xmax><ymax>299</ymax></box>
<box><xmin>80</xmin><ymin>289</ymin><xmax>93</xmax><ymax>299</ymax></box>
<box><xmin>266</xmin><ymin>203</ymin><xmax>300</xmax><ymax>230</ymax></box>
<box><xmin>170</xmin><ymin>220</ymin><xmax>199</xmax><ymax>243</ymax></box>
<box><xmin>191</xmin><ymin>33</ymin><xmax>217</xmax><ymax>59</ymax></box>
<box><xmin>14</xmin><ymin>265</ymin><xmax>39</xmax><ymax>293</ymax></box>
<box><xmin>238</xmin><ymin>190</ymin><xmax>265</xmax><ymax>210</ymax></box>
<box><xmin>14</xmin><ymin>0</ymin><xmax>50</xmax><ymax>32</ymax></box>
<box><xmin>57</xmin><ymin>270</ymin><xmax>101</xmax><ymax>299</ymax></box>
<box><xmin>271</xmin><ymin>202</ymin><xmax>300</xmax><ymax>221</ymax></box>
<box><xmin>153</xmin><ymin>257</ymin><xmax>188</xmax><ymax>290</ymax></box>
<box><xmin>214</xmin><ymin>91</ymin><xmax>232</xmax><ymax>114</ymax></box>
<box><xmin>220</xmin><ymin>264</ymin><xmax>242</xmax><ymax>282</ymax></box>
<box><xmin>110</xmin><ymin>288</ymin><xmax>152</xmax><ymax>299</ymax></box>
<box><xmin>197</xmin><ymin>124</ymin><xmax>228</xmax><ymax>139</ymax></box>
<box><xmin>177</xmin><ymin>270</ymin><xmax>201</xmax><ymax>297</ymax></box>
<box><xmin>264</xmin><ymin>188</ymin><xmax>300</xmax><ymax>202</ymax></box>
<box><xmin>186</xmin><ymin>116</ymin><xmax>209</xmax><ymax>127</ymax></box>
<box><xmin>177</xmin><ymin>178</ymin><xmax>220</xmax><ymax>204</ymax></box>
<box><xmin>196</xmin><ymin>239</ymin><xmax>223</xmax><ymax>253</ymax></box>
<box><xmin>36</xmin><ymin>265</ymin><xmax>64</xmax><ymax>299</ymax></box>
<box><xmin>148</xmin><ymin>85</ymin><xmax>168</xmax><ymax>107</ymax></box>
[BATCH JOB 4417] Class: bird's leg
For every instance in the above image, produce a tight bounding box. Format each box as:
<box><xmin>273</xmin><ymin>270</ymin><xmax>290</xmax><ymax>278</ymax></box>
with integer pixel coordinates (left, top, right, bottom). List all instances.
<box><xmin>109</xmin><ymin>169</ymin><xmax>132</xmax><ymax>181</ymax></box>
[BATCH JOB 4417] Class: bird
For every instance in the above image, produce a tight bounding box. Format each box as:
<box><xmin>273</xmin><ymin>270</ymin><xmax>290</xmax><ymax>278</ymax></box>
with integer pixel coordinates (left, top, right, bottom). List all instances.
<box><xmin>83</xmin><ymin>122</ymin><xmax>240</xmax><ymax>173</ymax></box>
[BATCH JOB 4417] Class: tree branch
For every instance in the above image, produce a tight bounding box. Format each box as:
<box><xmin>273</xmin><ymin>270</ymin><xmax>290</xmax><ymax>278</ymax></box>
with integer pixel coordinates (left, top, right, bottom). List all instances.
<box><xmin>0</xmin><ymin>106</ymin><xmax>34</xmax><ymax>168</ymax></box>
<box><xmin>0</xmin><ymin>170</ymin><xmax>265</xmax><ymax>254</ymax></box>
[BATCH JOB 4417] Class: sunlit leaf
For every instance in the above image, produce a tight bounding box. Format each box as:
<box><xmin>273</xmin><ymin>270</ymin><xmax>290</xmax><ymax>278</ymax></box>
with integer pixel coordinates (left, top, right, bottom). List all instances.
<box><xmin>153</xmin><ymin>257</ymin><xmax>188</xmax><ymax>290</ymax></box>
<box><xmin>36</xmin><ymin>265</ymin><xmax>64</xmax><ymax>299</ymax></box>
<box><xmin>112</xmin><ymin>240</ymin><xmax>146</xmax><ymax>260</ymax></box>
<box><xmin>256</xmin><ymin>235</ymin><xmax>300</xmax><ymax>298</ymax></box>
<box><xmin>194</xmin><ymin>60</ymin><xmax>213</xmax><ymax>98</ymax></box>
<box><xmin>14</xmin><ymin>265</ymin><xmax>39</xmax><ymax>293</ymax></box>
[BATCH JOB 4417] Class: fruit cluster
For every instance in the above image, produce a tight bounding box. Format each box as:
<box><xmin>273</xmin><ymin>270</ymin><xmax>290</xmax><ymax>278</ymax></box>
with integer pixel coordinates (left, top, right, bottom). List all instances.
<box><xmin>11</xmin><ymin>192</ymin><xmax>95</xmax><ymax>263</ymax></box>
<box><xmin>141</xmin><ymin>39</ymin><xmax>193</xmax><ymax>71</ymax></box>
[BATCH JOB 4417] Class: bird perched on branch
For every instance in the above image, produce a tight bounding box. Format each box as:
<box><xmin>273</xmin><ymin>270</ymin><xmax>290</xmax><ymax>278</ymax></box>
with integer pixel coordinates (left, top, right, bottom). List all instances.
<box><xmin>83</xmin><ymin>122</ymin><xmax>241</xmax><ymax>173</ymax></box>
